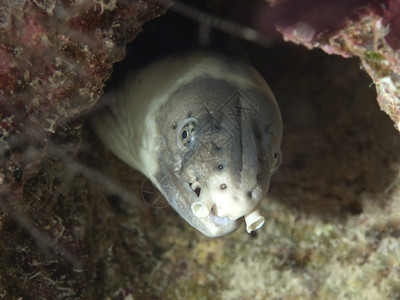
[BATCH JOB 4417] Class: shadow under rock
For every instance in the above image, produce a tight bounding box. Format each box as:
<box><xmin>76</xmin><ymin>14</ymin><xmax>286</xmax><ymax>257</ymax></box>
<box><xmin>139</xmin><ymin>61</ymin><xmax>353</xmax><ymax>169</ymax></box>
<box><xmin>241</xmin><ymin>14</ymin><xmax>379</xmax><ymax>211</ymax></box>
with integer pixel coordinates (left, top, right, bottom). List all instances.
<box><xmin>247</xmin><ymin>44</ymin><xmax>400</xmax><ymax>219</ymax></box>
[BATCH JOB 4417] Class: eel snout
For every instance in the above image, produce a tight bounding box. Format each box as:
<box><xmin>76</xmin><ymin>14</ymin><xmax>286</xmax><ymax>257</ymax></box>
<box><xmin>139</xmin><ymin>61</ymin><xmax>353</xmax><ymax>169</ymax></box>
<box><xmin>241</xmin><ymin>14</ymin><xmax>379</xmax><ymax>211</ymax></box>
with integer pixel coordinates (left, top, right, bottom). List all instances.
<box><xmin>190</xmin><ymin>184</ymin><xmax>266</xmax><ymax>233</ymax></box>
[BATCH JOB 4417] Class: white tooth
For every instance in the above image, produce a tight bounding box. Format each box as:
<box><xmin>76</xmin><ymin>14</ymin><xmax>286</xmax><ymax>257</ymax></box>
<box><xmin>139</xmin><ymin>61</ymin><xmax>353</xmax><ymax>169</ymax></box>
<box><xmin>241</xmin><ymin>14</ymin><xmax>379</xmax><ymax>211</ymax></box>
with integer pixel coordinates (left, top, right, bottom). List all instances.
<box><xmin>244</xmin><ymin>208</ymin><xmax>265</xmax><ymax>233</ymax></box>
<box><xmin>191</xmin><ymin>187</ymin><xmax>213</xmax><ymax>218</ymax></box>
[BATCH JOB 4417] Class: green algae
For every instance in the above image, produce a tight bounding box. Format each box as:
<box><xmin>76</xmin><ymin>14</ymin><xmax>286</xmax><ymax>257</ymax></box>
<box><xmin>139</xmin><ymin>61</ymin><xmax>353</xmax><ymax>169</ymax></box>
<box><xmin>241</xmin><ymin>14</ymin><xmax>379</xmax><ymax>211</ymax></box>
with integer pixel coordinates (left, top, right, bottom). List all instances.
<box><xmin>365</xmin><ymin>51</ymin><xmax>384</xmax><ymax>61</ymax></box>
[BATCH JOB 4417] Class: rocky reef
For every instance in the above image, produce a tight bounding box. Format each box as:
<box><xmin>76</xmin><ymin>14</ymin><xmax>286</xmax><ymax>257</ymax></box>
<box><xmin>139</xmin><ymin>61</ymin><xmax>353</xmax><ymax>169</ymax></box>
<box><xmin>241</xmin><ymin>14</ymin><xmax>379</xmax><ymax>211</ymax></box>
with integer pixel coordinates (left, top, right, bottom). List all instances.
<box><xmin>1</xmin><ymin>0</ymin><xmax>400</xmax><ymax>299</ymax></box>
<box><xmin>0</xmin><ymin>0</ymin><xmax>169</xmax><ymax>196</ymax></box>
<box><xmin>255</xmin><ymin>0</ymin><xmax>400</xmax><ymax>132</ymax></box>
<box><xmin>0</xmin><ymin>0</ymin><xmax>170</xmax><ymax>298</ymax></box>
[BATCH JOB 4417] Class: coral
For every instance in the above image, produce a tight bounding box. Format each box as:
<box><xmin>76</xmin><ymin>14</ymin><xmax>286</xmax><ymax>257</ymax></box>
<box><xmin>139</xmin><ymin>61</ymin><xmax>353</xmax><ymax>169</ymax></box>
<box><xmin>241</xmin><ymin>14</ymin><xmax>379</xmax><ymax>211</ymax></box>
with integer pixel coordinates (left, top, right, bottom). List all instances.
<box><xmin>0</xmin><ymin>0</ymin><xmax>169</xmax><ymax>201</ymax></box>
<box><xmin>1</xmin><ymin>0</ymin><xmax>400</xmax><ymax>298</ymax></box>
<box><xmin>0</xmin><ymin>0</ymin><xmax>169</xmax><ymax>297</ymax></box>
<box><xmin>255</xmin><ymin>0</ymin><xmax>400</xmax><ymax>132</ymax></box>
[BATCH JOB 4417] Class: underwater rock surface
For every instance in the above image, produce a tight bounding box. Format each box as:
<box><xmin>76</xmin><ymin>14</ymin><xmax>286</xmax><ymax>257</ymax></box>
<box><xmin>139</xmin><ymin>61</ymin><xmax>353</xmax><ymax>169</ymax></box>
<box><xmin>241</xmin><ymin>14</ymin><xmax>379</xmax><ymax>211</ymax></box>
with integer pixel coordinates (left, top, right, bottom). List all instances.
<box><xmin>0</xmin><ymin>0</ymin><xmax>169</xmax><ymax>205</ymax></box>
<box><xmin>1</xmin><ymin>0</ymin><xmax>400</xmax><ymax>299</ymax></box>
<box><xmin>256</xmin><ymin>0</ymin><xmax>400</xmax><ymax>132</ymax></box>
<box><xmin>0</xmin><ymin>0</ymin><xmax>170</xmax><ymax>298</ymax></box>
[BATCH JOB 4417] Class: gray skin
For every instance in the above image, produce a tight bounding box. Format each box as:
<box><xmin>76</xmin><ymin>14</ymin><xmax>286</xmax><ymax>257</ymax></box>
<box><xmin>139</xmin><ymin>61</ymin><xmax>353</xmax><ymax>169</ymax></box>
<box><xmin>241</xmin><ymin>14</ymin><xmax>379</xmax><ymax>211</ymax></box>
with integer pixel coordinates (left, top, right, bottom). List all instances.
<box><xmin>91</xmin><ymin>52</ymin><xmax>282</xmax><ymax>237</ymax></box>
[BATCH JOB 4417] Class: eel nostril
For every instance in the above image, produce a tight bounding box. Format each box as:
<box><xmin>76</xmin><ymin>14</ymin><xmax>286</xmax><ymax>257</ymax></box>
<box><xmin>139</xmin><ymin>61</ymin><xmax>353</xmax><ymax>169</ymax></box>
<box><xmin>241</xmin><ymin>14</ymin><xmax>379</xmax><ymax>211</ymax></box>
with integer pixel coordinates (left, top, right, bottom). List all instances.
<box><xmin>247</xmin><ymin>191</ymin><xmax>253</xmax><ymax>199</ymax></box>
<box><xmin>212</xmin><ymin>204</ymin><xmax>219</xmax><ymax>215</ymax></box>
<box><xmin>220</xmin><ymin>184</ymin><xmax>227</xmax><ymax>190</ymax></box>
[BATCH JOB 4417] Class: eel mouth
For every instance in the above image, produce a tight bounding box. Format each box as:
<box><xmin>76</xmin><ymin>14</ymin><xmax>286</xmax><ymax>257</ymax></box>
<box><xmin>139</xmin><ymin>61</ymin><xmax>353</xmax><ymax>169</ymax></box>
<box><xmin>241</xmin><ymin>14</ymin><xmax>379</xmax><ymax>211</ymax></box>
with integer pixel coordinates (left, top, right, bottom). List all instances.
<box><xmin>188</xmin><ymin>181</ymin><xmax>265</xmax><ymax>233</ymax></box>
<box><xmin>189</xmin><ymin>181</ymin><xmax>233</xmax><ymax>226</ymax></box>
<box><xmin>152</xmin><ymin>164</ymin><xmax>242</xmax><ymax>237</ymax></box>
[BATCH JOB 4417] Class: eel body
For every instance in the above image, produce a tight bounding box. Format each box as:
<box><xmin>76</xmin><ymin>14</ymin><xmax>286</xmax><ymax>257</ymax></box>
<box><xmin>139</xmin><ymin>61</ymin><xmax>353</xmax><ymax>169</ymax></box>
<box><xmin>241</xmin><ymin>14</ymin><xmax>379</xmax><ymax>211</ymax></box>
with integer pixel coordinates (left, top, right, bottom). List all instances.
<box><xmin>91</xmin><ymin>52</ymin><xmax>282</xmax><ymax>237</ymax></box>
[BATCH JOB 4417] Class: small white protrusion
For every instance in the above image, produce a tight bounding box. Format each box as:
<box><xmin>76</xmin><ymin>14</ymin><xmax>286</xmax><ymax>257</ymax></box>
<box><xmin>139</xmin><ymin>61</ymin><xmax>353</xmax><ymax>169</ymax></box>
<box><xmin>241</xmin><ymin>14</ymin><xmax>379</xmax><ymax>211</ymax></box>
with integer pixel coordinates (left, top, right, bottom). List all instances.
<box><xmin>191</xmin><ymin>198</ymin><xmax>214</xmax><ymax>218</ymax></box>
<box><xmin>244</xmin><ymin>208</ymin><xmax>265</xmax><ymax>233</ymax></box>
<box><xmin>191</xmin><ymin>187</ymin><xmax>213</xmax><ymax>218</ymax></box>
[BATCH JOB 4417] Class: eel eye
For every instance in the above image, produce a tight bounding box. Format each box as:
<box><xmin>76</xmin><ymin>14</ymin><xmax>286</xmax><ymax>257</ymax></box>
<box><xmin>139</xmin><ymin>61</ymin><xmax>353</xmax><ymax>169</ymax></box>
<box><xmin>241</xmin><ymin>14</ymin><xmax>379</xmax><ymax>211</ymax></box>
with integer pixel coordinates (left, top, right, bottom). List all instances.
<box><xmin>177</xmin><ymin>118</ymin><xmax>198</xmax><ymax>150</ymax></box>
<box><xmin>270</xmin><ymin>147</ymin><xmax>282</xmax><ymax>175</ymax></box>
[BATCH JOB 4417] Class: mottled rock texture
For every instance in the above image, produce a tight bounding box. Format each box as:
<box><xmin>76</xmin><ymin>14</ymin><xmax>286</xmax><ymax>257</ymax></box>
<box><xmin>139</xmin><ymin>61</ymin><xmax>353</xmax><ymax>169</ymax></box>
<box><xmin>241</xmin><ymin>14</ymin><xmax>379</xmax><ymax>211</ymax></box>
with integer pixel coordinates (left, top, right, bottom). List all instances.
<box><xmin>1</xmin><ymin>0</ymin><xmax>400</xmax><ymax>299</ymax></box>
<box><xmin>0</xmin><ymin>0</ymin><xmax>169</xmax><ymax>298</ymax></box>
<box><xmin>255</xmin><ymin>0</ymin><xmax>400</xmax><ymax>132</ymax></box>
<box><xmin>0</xmin><ymin>0</ymin><xmax>169</xmax><ymax>201</ymax></box>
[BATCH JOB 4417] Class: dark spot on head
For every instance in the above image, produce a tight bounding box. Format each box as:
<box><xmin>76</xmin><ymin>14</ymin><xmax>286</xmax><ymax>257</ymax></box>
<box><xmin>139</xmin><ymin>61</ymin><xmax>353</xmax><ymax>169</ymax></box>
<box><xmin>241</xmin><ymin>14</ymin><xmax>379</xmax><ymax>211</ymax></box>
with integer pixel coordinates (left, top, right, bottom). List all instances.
<box><xmin>273</xmin><ymin>152</ymin><xmax>278</xmax><ymax>159</ymax></box>
<box><xmin>172</xmin><ymin>124</ymin><xmax>177</xmax><ymax>130</ymax></box>
<box><xmin>182</xmin><ymin>130</ymin><xmax>187</xmax><ymax>139</ymax></box>
<box><xmin>256</xmin><ymin>174</ymin><xmax>261</xmax><ymax>180</ymax></box>
<box><xmin>218</xmin><ymin>164</ymin><xmax>224</xmax><ymax>170</ymax></box>
<box><xmin>195</xmin><ymin>177</ymin><xmax>199</xmax><ymax>181</ymax></box>
<box><xmin>247</xmin><ymin>191</ymin><xmax>252</xmax><ymax>198</ymax></box>
<box><xmin>220</xmin><ymin>184</ymin><xmax>227</xmax><ymax>190</ymax></box>
<box><xmin>187</xmin><ymin>112</ymin><xmax>192</xmax><ymax>118</ymax></box>
<box><xmin>215</xmin><ymin>146</ymin><xmax>222</xmax><ymax>151</ymax></box>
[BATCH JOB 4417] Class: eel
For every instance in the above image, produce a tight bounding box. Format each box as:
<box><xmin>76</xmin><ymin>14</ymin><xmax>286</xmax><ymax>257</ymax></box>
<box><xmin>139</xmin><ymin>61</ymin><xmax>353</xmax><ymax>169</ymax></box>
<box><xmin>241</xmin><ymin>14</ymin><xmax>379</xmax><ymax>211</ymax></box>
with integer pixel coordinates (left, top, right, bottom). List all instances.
<box><xmin>91</xmin><ymin>51</ymin><xmax>282</xmax><ymax>237</ymax></box>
